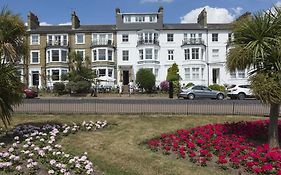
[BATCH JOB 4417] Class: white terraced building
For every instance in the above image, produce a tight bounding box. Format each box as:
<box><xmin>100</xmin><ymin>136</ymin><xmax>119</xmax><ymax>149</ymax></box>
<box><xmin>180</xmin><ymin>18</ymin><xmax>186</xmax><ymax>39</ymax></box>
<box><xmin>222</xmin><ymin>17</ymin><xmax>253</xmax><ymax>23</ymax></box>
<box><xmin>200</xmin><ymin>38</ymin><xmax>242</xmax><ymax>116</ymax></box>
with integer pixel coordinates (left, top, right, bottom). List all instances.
<box><xmin>115</xmin><ymin>7</ymin><xmax>248</xmax><ymax>87</ymax></box>
<box><xmin>24</xmin><ymin>7</ymin><xmax>248</xmax><ymax>89</ymax></box>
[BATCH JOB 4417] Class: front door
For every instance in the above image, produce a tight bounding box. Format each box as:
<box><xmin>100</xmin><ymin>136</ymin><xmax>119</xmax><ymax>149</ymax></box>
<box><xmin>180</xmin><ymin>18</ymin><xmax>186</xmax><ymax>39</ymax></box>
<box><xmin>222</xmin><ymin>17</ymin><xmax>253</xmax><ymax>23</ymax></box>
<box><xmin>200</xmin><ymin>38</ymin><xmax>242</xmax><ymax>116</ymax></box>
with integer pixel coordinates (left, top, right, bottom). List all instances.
<box><xmin>32</xmin><ymin>71</ymin><xmax>39</xmax><ymax>86</ymax></box>
<box><xmin>123</xmin><ymin>70</ymin><xmax>129</xmax><ymax>85</ymax></box>
<box><xmin>212</xmin><ymin>68</ymin><xmax>220</xmax><ymax>84</ymax></box>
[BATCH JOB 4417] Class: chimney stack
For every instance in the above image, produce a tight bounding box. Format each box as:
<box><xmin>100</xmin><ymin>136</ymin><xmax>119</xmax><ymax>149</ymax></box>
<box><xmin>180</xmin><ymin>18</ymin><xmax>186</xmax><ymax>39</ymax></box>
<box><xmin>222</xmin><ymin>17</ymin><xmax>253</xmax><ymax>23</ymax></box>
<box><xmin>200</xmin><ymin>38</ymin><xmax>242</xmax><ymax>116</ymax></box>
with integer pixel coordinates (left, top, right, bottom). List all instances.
<box><xmin>115</xmin><ymin>8</ymin><xmax>120</xmax><ymax>14</ymax></box>
<box><xmin>158</xmin><ymin>6</ymin><xmax>164</xmax><ymax>13</ymax></box>
<box><xmin>27</xmin><ymin>12</ymin><xmax>39</xmax><ymax>30</ymax></box>
<box><xmin>71</xmin><ymin>11</ymin><xmax>80</xmax><ymax>29</ymax></box>
<box><xmin>197</xmin><ymin>8</ymin><xmax>207</xmax><ymax>28</ymax></box>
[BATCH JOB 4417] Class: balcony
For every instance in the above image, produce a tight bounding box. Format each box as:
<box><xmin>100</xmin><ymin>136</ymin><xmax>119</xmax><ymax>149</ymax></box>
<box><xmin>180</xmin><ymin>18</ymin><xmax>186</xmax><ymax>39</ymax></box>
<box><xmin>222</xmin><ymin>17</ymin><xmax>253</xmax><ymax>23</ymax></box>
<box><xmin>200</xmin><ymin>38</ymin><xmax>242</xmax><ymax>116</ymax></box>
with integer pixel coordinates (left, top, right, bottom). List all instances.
<box><xmin>182</xmin><ymin>38</ymin><xmax>205</xmax><ymax>46</ymax></box>
<box><xmin>46</xmin><ymin>41</ymin><xmax>69</xmax><ymax>48</ymax></box>
<box><xmin>137</xmin><ymin>39</ymin><xmax>159</xmax><ymax>47</ymax></box>
<box><xmin>137</xmin><ymin>60</ymin><xmax>160</xmax><ymax>64</ymax></box>
<box><xmin>91</xmin><ymin>40</ymin><xmax>115</xmax><ymax>48</ymax></box>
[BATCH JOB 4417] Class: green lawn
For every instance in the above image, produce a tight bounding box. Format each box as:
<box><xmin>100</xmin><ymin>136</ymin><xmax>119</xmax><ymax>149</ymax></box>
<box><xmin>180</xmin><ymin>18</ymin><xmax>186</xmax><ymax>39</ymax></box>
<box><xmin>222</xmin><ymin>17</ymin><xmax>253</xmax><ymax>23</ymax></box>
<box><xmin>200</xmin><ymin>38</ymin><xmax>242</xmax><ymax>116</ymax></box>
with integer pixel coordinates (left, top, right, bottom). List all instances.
<box><xmin>1</xmin><ymin>114</ymin><xmax>263</xmax><ymax>175</ymax></box>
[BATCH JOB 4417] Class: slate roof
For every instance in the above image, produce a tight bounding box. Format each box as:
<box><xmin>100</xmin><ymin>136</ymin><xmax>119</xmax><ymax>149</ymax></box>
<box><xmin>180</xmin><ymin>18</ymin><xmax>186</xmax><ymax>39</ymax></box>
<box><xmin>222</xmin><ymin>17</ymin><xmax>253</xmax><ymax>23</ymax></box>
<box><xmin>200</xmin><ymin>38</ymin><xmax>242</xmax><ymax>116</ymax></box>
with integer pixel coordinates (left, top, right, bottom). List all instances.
<box><xmin>27</xmin><ymin>23</ymin><xmax>230</xmax><ymax>33</ymax></box>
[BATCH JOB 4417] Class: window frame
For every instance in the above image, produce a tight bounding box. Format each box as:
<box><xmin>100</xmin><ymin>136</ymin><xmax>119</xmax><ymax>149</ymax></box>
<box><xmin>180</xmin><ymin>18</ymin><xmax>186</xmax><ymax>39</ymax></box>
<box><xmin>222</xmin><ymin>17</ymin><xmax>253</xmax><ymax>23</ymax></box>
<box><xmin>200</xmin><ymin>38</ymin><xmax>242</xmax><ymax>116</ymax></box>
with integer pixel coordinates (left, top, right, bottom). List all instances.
<box><xmin>122</xmin><ymin>50</ymin><xmax>129</xmax><ymax>61</ymax></box>
<box><xmin>122</xmin><ymin>34</ymin><xmax>129</xmax><ymax>42</ymax></box>
<box><xmin>75</xmin><ymin>33</ymin><xmax>85</xmax><ymax>44</ymax></box>
<box><xmin>167</xmin><ymin>33</ymin><xmax>174</xmax><ymax>42</ymax></box>
<box><xmin>168</xmin><ymin>50</ymin><xmax>174</xmax><ymax>60</ymax></box>
<box><xmin>212</xmin><ymin>33</ymin><xmax>219</xmax><ymax>42</ymax></box>
<box><xmin>30</xmin><ymin>34</ymin><xmax>40</xmax><ymax>45</ymax></box>
<box><xmin>30</xmin><ymin>50</ymin><xmax>40</xmax><ymax>64</ymax></box>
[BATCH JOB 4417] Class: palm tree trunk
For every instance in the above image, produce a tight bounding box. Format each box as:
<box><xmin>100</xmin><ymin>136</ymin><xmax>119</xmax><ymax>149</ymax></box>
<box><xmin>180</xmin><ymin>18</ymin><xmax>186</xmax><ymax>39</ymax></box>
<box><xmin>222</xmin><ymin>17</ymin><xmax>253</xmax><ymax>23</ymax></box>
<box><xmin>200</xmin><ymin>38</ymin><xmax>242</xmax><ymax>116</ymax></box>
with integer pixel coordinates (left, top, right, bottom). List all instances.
<box><xmin>269</xmin><ymin>103</ymin><xmax>280</xmax><ymax>148</ymax></box>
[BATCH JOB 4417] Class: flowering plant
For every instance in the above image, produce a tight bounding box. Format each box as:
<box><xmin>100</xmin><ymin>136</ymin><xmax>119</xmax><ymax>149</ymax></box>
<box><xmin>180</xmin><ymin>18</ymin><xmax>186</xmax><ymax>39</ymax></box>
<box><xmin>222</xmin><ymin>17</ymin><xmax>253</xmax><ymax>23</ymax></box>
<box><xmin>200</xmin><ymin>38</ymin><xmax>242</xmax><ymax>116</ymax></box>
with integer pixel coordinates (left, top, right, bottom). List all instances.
<box><xmin>147</xmin><ymin>120</ymin><xmax>281</xmax><ymax>174</ymax></box>
<box><xmin>0</xmin><ymin>120</ymin><xmax>107</xmax><ymax>174</ymax></box>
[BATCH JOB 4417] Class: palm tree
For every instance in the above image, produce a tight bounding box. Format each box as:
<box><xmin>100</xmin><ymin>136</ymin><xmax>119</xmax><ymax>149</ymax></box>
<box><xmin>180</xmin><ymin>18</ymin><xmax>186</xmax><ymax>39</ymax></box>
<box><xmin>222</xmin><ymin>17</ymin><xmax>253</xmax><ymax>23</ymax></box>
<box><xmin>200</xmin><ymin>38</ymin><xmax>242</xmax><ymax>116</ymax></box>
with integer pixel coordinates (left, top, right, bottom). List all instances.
<box><xmin>0</xmin><ymin>7</ymin><xmax>26</xmax><ymax>127</ymax></box>
<box><xmin>227</xmin><ymin>8</ymin><xmax>281</xmax><ymax>148</ymax></box>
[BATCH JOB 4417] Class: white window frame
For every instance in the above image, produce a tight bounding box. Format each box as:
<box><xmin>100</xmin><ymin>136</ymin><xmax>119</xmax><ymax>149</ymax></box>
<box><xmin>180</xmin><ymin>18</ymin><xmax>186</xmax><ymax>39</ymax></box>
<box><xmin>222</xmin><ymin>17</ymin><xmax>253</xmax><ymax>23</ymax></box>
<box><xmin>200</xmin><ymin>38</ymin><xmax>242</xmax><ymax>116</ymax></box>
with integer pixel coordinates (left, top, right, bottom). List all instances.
<box><xmin>46</xmin><ymin>49</ymin><xmax>68</xmax><ymax>63</ymax></box>
<box><xmin>191</xmin><ymin>48</ymin><xmax>199</xmax><ymax>60</ymax></box>
<box><xmin>30</xmin><ymin>34</ymin><xmax>40</xmax><ymax>45</ymax></box>
<box><xmin>192</xmin><ymin>68</ymin><xmax>200</xmax><ymax>80</ymax></box>
<box><xmin>122</xmin><ymin>34</ymin><xmax>129</xmax><ymax>42</ymax></box>
<box><xmin>47</xmin><ymin>34</ymin><xmax>68</xmax><ymax>46</ymax></box>
<box><xmin>185</xmin><ymin>68</ymin><xmax>190</xmax><ymax>80</ymax></box>
<box><xmin>168</xmin><ymin>50</ymin><xmax>174</xmax><ymax>60</ymax></box>
<box><xmin>75</xmin><ymin>33</ymin><xmax>85</xmax><ymax>44</ymax></box>
<box><xmin>145</xmin><ymin>48</ymin><xmax>153</xmax><ymax>60</ymax></box>
<box><xmin>154</xmin><ymin>49</ymin><xmax>158</xmax><ymax>60</ymax></box>
<box><xmin>184</xmin><ymin>49</ymin><xmax>190</xmax><ymax>60</ymax></box>
<box><xmin>92</xmin><ymin>48</ymin><xmax>114</xmax><ymax>62</ymax></box>
<box><xmin>212</xmin><ymin>33</ymin><xmax>219</xmax><ymax>42</ymax></box>
<box><xmin>139</xmin><ymin>49</ymin><xmax>143</xmax><ymax>60</ymax></box>
<box><xmin>212</xmin><ymin>49</ymin><xmax>219</xmax><ymax>58</ymax></box>
<box><xmin>167</xmin><ymin>33</ymin><xmax>174</xmax><ymax>42</ymax></box>
<box><xmin>122</xmin><ymin>50</ymin><xmax>129</xmax><ymax>61</ymax></box>
<box><xmin>30</xmin><ymin>50</ymin><xmax>40</xmax><ymax>64</ymax></box>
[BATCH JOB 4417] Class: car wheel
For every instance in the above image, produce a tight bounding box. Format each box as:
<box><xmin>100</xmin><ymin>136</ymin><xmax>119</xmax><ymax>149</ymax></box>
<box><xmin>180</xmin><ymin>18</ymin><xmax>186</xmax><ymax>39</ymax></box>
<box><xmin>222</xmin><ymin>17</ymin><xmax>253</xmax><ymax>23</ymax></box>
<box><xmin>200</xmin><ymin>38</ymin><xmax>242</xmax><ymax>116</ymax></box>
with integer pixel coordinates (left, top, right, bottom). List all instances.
<box><xmin>188</xmin><ymin>93</ymin><xmax>195</xmax><ymax>100</ymax></box>
<box><xmin>238</xmin><ymin>93</ymin><xmax>246</xmax><ymax>100</ymax></box>
<box><xmin>217</xmin><ymin>93</ymin><xmax>224</xmax><ymax>100</ymax></box>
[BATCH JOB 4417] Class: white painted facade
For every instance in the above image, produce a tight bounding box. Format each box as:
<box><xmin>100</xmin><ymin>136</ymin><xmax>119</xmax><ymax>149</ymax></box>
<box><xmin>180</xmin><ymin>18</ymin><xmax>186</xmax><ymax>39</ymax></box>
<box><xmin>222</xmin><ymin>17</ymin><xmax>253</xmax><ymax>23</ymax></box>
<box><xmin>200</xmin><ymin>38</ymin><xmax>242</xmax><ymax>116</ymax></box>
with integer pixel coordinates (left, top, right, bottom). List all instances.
<box><xmin>116</xmin><ymin>24</ymin><xmax>248</xmax><ymax>87</ymax></box>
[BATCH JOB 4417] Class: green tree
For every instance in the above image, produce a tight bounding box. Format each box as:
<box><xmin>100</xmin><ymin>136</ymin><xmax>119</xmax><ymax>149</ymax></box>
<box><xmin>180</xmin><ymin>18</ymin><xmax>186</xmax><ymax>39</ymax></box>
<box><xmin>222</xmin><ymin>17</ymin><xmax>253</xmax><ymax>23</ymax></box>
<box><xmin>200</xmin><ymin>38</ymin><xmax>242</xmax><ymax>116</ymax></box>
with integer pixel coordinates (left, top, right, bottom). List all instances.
<box><xmin>166</xmin><ymin>63</ymin><xmax>181</xmax><ymax>93</ymax></box>
<box><xmin>136</xmin><ymin>69</ymin><xmax>155</xmax><ymax>93</ymax></box>
<box><xmin>227</xmin><ymin>8</ymin><xmax>281</xmax><ymax>148</ymax></box>
<box><xmin>62</xmin><ymin>52</ymin><xmax>95</xmax><ymax>93</ymax></box>
<box><xmin>0</xmin><ymin>7</ymin><xmax>26</xmax><ymax>127</ymax></box>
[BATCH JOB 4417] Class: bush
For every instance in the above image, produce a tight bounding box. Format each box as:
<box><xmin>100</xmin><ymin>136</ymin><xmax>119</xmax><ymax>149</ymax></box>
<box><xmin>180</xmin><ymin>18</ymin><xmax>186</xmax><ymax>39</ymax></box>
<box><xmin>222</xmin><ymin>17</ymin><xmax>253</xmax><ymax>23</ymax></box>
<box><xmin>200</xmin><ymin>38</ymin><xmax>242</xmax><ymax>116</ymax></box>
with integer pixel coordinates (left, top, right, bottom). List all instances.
<box><xmin>185</xmin><ymin>82</ymin><xmax>194</xmax><ymax>88</ymax></box>
<box><xmin>53</xmin><ymin>82</ymin><xmax>65</xmax><ymax>95</ymax></box>
<box><xmin>65</xmin><ymin>81</ymin><xmax>91</xmax><ymax>94</ymax></box>
<box><xmin>208</xmin><ymin>84</ymin><xmax>226</xmax><ymax>92</ymax></box>
<box><xmin>160</xmin><ymin>81</ymin><xmax>169</xmax><ymax>91</ymax></box>
<box><xmin>136</xmin><ymin>69</ymin><xmax>155</xmax><ymax>93</ymax></box>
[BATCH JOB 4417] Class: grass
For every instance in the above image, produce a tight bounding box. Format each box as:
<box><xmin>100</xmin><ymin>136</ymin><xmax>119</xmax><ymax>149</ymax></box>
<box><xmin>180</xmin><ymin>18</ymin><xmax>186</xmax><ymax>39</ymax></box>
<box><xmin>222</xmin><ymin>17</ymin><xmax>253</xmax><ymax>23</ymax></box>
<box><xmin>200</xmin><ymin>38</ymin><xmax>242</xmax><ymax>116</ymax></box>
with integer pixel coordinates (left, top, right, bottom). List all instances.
<box><xmin>1</xmin><ymin>114</ymin><xmax>263</xmax><ymax>175</ymax></box>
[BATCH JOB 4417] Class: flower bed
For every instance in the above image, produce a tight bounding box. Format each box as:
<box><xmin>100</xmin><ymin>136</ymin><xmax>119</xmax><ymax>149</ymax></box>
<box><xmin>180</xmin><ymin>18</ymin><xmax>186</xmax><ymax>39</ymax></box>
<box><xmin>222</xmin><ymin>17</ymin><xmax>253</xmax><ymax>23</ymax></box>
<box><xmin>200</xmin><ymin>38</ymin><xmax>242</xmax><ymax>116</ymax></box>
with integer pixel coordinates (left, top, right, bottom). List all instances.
<box><xmin>0</xmin><ymin>120</ymin><xmax>107</xmax><ymax>174</ymax></box>
<box><xmin>147</xmin><ymin>120</ymin><xmax>281</xmax><ymax>174</ymax></box>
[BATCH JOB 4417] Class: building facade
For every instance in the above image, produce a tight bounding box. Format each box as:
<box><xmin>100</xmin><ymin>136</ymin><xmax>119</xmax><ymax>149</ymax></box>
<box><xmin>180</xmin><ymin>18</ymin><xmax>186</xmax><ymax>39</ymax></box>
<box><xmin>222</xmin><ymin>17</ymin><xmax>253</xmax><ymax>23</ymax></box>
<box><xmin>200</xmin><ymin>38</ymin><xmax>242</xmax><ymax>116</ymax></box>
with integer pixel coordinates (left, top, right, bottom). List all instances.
<box><xmin>24</xmin><ymin>8</ymin><xmax>248</xmax><ymax>89</ymax></box>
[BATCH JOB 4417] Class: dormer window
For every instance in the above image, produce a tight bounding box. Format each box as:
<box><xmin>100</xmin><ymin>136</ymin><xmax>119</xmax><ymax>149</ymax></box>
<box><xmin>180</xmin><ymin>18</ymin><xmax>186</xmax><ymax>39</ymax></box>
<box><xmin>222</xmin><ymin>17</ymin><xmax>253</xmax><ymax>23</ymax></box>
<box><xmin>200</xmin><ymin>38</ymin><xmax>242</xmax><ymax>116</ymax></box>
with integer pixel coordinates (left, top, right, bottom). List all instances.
<box><xmin>136</xmin><ymin>16</ymin><xmax>145</xmax><ymax>22</ymax></box>
<box><xmin>149</xmin><ymin>15</ymin><xmax>156</xmax><ymax>22</ymax></box>
<box><xmin>124</xmin><ymin>16</ymin><xmax>131</xmax><ymax>23</ymax></box>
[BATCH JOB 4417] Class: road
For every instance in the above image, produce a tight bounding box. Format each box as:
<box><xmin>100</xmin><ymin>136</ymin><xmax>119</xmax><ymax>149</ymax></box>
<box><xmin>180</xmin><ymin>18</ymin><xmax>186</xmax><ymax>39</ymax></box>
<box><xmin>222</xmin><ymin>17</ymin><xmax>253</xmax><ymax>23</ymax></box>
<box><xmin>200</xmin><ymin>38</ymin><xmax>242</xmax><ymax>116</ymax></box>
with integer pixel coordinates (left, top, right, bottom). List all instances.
<box><xmin>13</xmin><ymin>97</ymin><xmax>273</xmax><ymax>116</ymax></box>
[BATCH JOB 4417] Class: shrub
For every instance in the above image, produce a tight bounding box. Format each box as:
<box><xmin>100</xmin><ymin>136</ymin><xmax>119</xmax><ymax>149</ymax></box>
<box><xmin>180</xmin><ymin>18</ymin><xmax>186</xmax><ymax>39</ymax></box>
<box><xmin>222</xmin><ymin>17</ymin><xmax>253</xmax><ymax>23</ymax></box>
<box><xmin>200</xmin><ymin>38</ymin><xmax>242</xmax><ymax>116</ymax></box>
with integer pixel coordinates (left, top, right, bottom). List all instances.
<box><xmin>53</xmin><ymin>82</ymin><xmax>65</xmax><ymax>95</ymax></box>
<box><xmin>208</xmin><ymin>84</ymin><xmax>226</xmax><ymax>92</ymax></box>
<box><xmin>185</xmin><ymin>82</ymin><xmax>194</xmax><ymax>88</ymax></box>
<box><xmin>136</xmin><ymin>69</ymin><xmax>155</xmax><ymax>93</ymax></box>
<box><xmin>160</xmin><ymin>81</ymin><xmax>169</xmax><ymax>91</ymax></box>
<box><xmin>166</xmin><ymin>63</ymin><xmax>180</xmax><ymax>81</ymax></box>
<box><xmin>65</xmin><ymin>81</ymin><xmax>91</xmax><ymax>94</ymax></box>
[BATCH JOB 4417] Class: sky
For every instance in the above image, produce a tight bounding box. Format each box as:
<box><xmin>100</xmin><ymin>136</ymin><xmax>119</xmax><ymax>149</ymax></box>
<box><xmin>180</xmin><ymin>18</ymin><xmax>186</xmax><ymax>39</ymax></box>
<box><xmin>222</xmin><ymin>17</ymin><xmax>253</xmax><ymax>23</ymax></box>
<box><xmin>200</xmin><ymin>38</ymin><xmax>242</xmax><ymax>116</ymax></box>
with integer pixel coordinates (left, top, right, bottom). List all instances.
<box><xmin>0</xmin><ymin>0</ymin><xmax>280</xmax><ymax>25</ymax></box>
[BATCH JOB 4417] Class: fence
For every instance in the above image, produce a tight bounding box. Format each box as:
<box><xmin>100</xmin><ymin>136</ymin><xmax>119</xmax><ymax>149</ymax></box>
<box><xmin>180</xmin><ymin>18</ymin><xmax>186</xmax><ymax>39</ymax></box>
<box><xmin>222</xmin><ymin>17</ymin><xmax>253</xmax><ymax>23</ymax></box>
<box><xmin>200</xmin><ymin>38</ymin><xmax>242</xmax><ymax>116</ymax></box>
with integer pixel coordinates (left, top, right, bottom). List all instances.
<box><xmin>13</xmin><ymin>98</ymin><xmax>274</xmax><ymax>116</ymax></box>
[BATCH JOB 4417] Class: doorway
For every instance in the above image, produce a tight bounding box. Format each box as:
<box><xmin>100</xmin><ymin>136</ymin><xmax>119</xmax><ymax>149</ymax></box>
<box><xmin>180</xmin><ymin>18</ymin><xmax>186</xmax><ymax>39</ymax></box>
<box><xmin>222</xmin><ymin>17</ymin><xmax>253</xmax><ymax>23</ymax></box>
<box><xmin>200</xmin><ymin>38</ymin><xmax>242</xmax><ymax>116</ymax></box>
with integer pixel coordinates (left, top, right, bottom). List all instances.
<box><xmin>212</xmin><ymin>68</ymin><xmax>220</xmax><ymax>84</ymax></box>
<box><xmin>123</xmin><ymin>70</ymin><xmax>129</xmax><ymax>85</ymax></box>
<box><xmin>32</xmin><ymin>71</ymin><xmax>39</xmax><ymax>86</ymax></box>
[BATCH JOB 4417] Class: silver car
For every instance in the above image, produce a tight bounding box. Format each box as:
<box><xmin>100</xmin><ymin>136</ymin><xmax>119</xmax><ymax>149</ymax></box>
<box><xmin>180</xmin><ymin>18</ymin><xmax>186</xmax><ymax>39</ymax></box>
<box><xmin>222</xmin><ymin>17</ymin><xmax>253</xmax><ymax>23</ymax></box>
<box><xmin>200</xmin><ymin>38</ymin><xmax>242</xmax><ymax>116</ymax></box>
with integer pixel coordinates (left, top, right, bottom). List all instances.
<box><xmin>177</xmin><ymin>85</ymin><xmax>225</xmax><ymax>100</ymax></box>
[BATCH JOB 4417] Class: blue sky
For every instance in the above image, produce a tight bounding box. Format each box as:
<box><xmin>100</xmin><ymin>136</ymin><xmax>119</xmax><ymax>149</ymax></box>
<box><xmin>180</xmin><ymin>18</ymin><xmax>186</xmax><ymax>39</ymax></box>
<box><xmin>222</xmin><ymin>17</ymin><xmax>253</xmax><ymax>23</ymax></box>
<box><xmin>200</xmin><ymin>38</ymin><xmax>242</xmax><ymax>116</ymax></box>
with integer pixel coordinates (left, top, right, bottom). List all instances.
<box><xmin>0</xmin><ymin>0</ymin><xmax>280</xmax><ymax>25</ymax></box>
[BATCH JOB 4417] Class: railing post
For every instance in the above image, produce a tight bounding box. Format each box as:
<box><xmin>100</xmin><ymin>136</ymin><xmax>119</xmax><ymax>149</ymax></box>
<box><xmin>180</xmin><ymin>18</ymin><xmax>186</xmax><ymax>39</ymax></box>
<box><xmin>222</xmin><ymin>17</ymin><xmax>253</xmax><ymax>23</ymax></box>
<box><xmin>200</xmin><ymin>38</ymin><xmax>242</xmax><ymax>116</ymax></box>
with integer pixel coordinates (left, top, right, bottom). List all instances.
<box><xmin>232</xmin><ymin>101</ymin><xmax>235</xmax><ymax>115</ymax></box>
<box><xmin>48</xmin><ymin>99</ymin><xmax>51</xmax><ymax>114</ymax></box>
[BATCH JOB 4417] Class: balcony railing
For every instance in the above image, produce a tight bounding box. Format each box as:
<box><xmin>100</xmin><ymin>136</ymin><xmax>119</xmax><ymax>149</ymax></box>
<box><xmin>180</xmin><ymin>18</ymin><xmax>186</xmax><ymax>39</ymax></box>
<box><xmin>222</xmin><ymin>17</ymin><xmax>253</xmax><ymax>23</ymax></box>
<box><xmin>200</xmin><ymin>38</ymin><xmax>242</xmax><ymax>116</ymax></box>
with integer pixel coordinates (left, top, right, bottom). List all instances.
<box><xmin>182</xmin><ymin>38</ymin><xmax>205</xmax><ymax>46</ymax></box>
<box><xmin>137</xmin><ymin>60</ymin><xmax>160</xmax><ymax>64</ymax></box>
<box><xmin>137</xmin><ymin>39</ymin><xmax>159</xmax><ymax>46</ymax></box>
<box><xmin>47</xmin><ymin>41</ymin><xmax>69</xmax><ymax>47</ymax></box>
<box><xmin>91</xmin><ymin>40</ymin><xmax>114</xmax><ymax>47</ymax></box>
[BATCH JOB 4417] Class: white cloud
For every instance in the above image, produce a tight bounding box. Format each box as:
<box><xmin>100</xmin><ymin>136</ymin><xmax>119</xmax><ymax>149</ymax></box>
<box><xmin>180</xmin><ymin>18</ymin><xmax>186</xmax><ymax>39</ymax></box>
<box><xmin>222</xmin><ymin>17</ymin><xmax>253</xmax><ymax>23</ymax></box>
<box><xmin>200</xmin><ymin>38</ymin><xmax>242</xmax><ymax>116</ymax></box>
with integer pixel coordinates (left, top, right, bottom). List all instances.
<box><xmin>275</xmin><ymin>1</ymin><xmax>281</xmax><ymax>7</ymax></box>
<box><xmin>58</xmin><ymin>22</ymin><xmax>71</xmax><ymax>26</ymax></box>
<box><xmin>140</xmin><ymin>0</ymin><xmax>173</xmax><ymax>3</ymax></box>
<box><xmin>40</xmin><ymin>22</ymin><xmax>52</xmax><ymax>26</ymax></box>
<box><xmin>232</xmin><ymin>7</ymin><xmax>243</xmax><ymax>16</ymax></box>
<box><xmin>180</xmin><ymin>6</ymin><xmax>242</xmax><ymax>24</ymax></box>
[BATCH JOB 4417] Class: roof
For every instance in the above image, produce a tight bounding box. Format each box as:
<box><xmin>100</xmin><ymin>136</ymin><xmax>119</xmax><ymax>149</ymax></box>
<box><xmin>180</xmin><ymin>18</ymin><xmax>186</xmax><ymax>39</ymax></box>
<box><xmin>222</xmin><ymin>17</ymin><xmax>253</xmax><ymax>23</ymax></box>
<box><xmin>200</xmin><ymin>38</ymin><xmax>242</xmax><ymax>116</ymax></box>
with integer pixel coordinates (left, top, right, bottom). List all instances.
<box><xmin>164</xmin><ymin>23</ymin><xmax>230</xmax><ymax>30</ymax></box>
<box><xmin>27</xmin><ymin>25</ymin><xmax>116</xmax><ymax>34</ymax></box>
<box><xmin>27</xmin><ymin>23</ymin><xmax>231</xmax><ymax>34</ymax></box>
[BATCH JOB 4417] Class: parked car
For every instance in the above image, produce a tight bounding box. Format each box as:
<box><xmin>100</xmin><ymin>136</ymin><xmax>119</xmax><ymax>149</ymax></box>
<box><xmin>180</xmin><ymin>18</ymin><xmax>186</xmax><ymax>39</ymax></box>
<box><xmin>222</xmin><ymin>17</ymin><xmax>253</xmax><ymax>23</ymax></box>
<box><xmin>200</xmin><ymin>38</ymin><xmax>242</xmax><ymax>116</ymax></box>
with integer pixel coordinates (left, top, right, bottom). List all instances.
<box><xmin>23</xmin><ymin>88</ymin><xmax>38</xmax><ymax>98</ymax></box>
<box><xmin>227</xmin><ymin>84</ymin><xmax>254</xmax><ymax>100</ymax></box>
<box><xmin>177</xmin><ymin>85</ymin><xmax>225</xmax><ymax>100</ymax></box>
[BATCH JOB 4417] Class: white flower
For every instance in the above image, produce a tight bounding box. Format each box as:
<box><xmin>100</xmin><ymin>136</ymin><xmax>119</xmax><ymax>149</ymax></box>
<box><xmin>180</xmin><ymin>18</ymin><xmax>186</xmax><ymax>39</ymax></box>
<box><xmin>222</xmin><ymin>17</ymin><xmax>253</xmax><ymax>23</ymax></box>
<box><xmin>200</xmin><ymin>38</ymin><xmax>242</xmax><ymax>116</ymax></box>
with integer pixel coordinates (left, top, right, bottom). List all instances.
<box><xmin>48</xmin><ymin>169</ymin><xmax>55</xmax><ymax>174</ymax></box>
<box><xmin>14</xmin><ymin>136</ymin><xmax>19</xmax><ymax>140</ymax></box>
<box><xmin>8</xmin><ymin>147</ymin><xmax>14</xmax><ymax>152</ymax></box>
<box><xmin>16</xmin><ymin>165</ymin><xmax>22</xmax><ymax>171</ymax></box>
<box><xmin>50</xmin><ymin>159</ymin><xmax>56</xmax><ymax>165</ymax></box>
